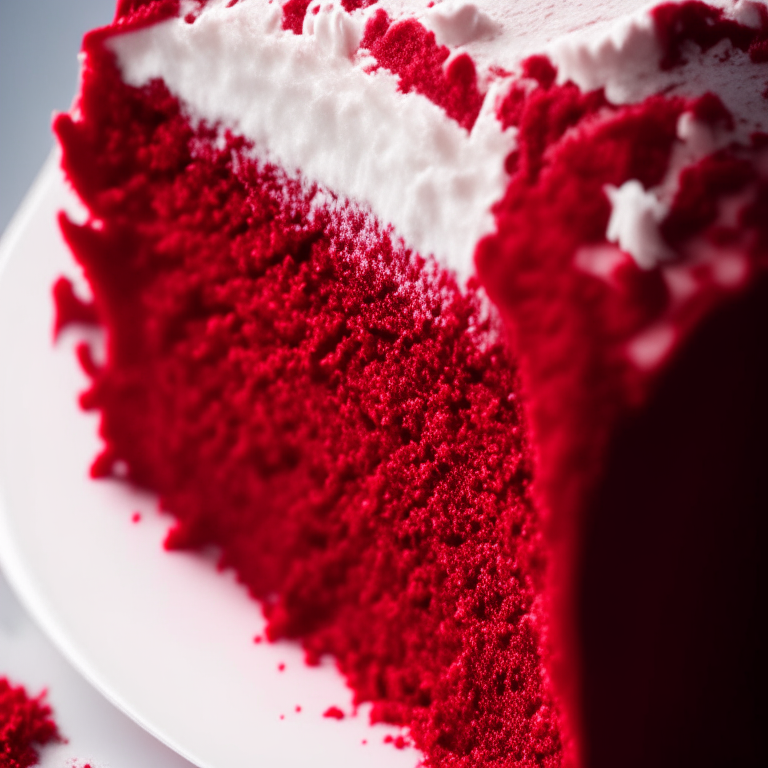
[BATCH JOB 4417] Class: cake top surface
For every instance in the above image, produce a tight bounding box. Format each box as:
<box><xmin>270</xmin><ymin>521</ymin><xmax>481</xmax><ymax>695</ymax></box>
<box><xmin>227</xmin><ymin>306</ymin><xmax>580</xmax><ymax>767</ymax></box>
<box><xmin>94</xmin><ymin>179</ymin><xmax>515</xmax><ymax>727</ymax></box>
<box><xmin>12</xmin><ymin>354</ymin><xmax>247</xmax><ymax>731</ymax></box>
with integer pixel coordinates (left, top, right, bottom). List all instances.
<box><xmin>101</xmin><ymin>0</ymin><xmax>767</xmax><ymax>282</ymax></box>
<box><xmin>336</xmin><ymin>0</ymin><xmax>652</xmax><ymax>67</ymax></box>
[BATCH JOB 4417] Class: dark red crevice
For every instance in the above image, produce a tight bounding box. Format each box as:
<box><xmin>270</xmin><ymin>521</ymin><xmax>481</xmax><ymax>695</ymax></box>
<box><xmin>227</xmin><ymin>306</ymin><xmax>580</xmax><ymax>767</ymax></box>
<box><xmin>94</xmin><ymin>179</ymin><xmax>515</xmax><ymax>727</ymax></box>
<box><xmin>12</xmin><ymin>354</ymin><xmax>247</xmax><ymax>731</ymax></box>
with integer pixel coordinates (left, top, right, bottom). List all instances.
<box><xmin>578</xmin><ymin>276</ymin><xmax>768</xmax><ymax>768</ymax></box>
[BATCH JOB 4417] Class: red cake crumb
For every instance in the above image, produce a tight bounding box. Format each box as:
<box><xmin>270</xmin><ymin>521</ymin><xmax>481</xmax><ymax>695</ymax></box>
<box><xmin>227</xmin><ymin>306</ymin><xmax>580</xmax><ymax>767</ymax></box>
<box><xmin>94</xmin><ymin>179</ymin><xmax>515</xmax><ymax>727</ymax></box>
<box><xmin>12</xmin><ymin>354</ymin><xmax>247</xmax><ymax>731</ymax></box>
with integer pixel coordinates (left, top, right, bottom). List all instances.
<box><xmin>114</xmin><ymin>0</ymin><xmax>180</xmax><ymax>29</ymax></box>
<box><xmin>341</xmin><ymin>0</ymin><xmax>377</xmax><ymax>12</ymax></box>
<box><xmin>361</xmin><ymin>13</ymin><xmax>483</xmax><ymax>130</ymax></box>
<box><xmin>384</xmin><ymin>733</ymin><xmax>409</xmax><ymax>749</ymax></box>
<box><xmin>0</xmin><ymin>677</ymin><xmax>61</xmax><ymax>768</ymax></box>
<box><xmin>52</xmin><ymin>276</ymin><xmax>99</xmax><ymax>339</ymax></box>
<box><xmin>281</xmin><ymin>0</ymin><xmax>311</xmax><ymax>34</ymax></box>
<box><xmin>323</xmin><ymin>706</ymin><xmax>346</xmax><ymax>720</ymax></box>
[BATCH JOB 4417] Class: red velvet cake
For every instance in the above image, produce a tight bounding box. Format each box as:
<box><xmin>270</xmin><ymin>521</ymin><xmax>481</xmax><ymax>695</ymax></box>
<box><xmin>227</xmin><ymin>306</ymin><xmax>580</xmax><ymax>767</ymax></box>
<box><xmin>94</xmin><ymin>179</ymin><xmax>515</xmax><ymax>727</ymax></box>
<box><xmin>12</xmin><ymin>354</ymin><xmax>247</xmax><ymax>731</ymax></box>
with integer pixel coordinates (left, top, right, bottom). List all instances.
<box><xmin>54</xmin><ymin>0</ymin><xmax>767</xmax><ymax>766</ymax></box>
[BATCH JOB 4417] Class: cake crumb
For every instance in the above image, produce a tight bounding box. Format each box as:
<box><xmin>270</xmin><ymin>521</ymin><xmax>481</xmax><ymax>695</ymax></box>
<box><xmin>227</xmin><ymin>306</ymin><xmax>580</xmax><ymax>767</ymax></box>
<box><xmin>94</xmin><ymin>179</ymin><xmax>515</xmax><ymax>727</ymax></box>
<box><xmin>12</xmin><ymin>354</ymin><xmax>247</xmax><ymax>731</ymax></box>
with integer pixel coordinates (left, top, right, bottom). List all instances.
<box><xmin>0</xmin><ymin>677</ymin><xmax>61</xmax><ymax>768</ymax></box>
<box><xmin>52</xmin><ymin>276</ymin><xmax>98</xmax><ymax>339</ymax></box>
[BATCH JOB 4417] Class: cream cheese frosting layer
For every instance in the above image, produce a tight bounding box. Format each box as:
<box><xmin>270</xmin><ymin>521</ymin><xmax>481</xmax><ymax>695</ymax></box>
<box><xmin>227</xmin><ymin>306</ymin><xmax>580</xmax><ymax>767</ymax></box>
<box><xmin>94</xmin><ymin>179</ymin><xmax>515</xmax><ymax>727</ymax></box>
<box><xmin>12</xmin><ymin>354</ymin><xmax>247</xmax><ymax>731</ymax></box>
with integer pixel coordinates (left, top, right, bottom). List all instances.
<box><xmin>108</xmin><ymin>0</ymin><xmax>516</xmax><ymax>282</ymax></box>
<box><xmin>106</xmin><ymin>0</ymin><xmax>767</xmax><ymax>278</ymax></box>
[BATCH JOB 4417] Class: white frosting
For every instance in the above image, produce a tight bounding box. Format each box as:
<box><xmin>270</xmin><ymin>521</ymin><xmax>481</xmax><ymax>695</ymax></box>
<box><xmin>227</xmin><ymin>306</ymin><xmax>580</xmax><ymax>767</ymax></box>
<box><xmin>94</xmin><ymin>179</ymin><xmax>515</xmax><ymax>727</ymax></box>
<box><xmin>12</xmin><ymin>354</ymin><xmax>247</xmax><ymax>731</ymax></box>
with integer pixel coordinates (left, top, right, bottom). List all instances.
<box><xmin>605</xmin><ymin>180</ymin><xmax>674</xmax><ymax>269</ymax></box>
<box><xmin>303</xmin><ymin>0</ymin><xmax>363</xmax><ymax>56</ymax></box>
<box><xmin>372</xmin><ymin>0</ymin><xmax>651</xmax><ymax>70</ymax></box>
<box><xmin>549</xmin><ymin>0</ymin><xmax>768</xmax><ymax>141</ymax></box>
<box><xmin>422</xmin><ymin>1</ymin><xmax>499</xmax><ymax>48</ymax></box>
<box><xmin>108</xmin><ymin>0</ymin><xmax>516</xmax><ymax>282</ymax></box>
<box><xmin>106</xmin><ymin>0</ymin><xmax>766</xmax><ymax>278</ymax></box>
<box><xmin>562</xmin><ymin>0</ymin><xmax>768</xmax><ymax>270</ymax></box>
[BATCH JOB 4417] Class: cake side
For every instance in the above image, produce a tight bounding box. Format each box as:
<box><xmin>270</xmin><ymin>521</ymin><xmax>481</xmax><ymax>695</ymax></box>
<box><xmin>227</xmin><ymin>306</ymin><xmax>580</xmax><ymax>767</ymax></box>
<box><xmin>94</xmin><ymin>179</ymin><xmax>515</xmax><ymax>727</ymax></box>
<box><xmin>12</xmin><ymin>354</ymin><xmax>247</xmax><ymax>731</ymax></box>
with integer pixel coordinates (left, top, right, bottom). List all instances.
<box><xmin>475</xmin><ymin>3</ymin><xmax>768</xmax><ymax>764</ymax></box>
<box><xmin>54</xmin><ymin>19</ymin><xmax>564</xmax><ymax>765</ymax></box>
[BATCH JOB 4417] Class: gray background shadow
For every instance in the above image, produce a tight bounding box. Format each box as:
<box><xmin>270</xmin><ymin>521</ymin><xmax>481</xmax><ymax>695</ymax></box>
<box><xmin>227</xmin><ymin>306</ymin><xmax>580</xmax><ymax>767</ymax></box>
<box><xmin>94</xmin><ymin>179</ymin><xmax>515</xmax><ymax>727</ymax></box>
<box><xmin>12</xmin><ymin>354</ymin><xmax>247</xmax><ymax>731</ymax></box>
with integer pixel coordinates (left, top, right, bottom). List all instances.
<box><xmin>0</xmin><ymin>0</ymin><xmax>114</xmax><ymax>233</ymax></box>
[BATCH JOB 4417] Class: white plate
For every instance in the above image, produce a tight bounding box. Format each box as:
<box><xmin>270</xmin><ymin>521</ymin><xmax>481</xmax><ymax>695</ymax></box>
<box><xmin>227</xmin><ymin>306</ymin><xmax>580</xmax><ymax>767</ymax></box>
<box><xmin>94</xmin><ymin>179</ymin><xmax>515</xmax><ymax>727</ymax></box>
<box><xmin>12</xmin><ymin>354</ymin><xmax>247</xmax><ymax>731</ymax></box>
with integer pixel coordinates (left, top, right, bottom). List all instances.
<box><xmin>0</xmin><ymin>567</ymin><xmax>198</xmax><ymax>768</ymax></box>
<box><xmin>0</xmin><ymin>152</ymin><xmax>419</xmax><ymax>768</ymax></box>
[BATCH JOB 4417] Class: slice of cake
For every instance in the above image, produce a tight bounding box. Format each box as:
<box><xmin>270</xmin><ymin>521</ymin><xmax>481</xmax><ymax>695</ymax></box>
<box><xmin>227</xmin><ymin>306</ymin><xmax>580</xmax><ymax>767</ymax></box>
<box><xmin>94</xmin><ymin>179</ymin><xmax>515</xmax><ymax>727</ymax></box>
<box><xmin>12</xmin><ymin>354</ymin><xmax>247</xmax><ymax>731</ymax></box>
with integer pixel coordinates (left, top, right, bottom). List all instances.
<box><xmin>53</xmin><ymin>0</ymin><xmax>767</xmax><ymax>766</ymax></box>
